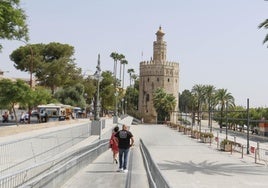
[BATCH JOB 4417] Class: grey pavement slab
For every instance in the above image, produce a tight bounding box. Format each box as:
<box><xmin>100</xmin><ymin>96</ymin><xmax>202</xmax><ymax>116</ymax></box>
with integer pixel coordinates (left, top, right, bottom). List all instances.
<box><xmin>134</xmin><ymin>124</ymin><xmax>268</xmax><ymax>188</ymax></box>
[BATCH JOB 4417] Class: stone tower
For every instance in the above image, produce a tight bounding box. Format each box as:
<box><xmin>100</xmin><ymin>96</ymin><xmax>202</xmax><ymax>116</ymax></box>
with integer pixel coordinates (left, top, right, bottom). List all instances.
<box><xmin>138</xmin><ymin>27</ymin><xmax>179</xmax><ymax>123</ymax></box>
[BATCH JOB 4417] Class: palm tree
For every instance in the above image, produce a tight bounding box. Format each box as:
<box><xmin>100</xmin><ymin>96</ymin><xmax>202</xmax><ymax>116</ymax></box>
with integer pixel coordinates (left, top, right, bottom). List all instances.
<box><xmin>191</xmin><ymin>84</ymin><xmax>205</xmax><ymax>131</ymax></box>
<box><xmin>127</xmin><ymin>68</ymin><xmax>134</xmax><ymax>87</ymax></box>
<box><xmin>203</xmin><ymin>85</ymin><xmax>216</xmax><ymax>132</ymax></box>
<box><xmin>110</xmin><ymin>52</ymin><xmax>119</xmax><ymax>80</ymax></box>
<box><xmin>118</xmin><ymin>54</ymin><xmax>125</xmax><ymax>87</ymax></box>
<box><xmin>215</xmin><ymin>88</ymin><xmax>235</xmax><ymax>128</ymax></box>
<box><xmin>153</xmin><ymin>87</ymin><xmax>176</xmax><ymax>123</ymax></box>
<box><xmin>258</xmin><ymin>19</ymin><xmax>268</xmax><ymax>47</ymax></box>
<box><xmin>110</xmin><ymin>52</ymin><xmax>120</xmax><ymax>118</ymax></box>
<box><xmin>121</xmin><ymin>59</ymin><xmax>128</xmax><ymax>89</ymax></box>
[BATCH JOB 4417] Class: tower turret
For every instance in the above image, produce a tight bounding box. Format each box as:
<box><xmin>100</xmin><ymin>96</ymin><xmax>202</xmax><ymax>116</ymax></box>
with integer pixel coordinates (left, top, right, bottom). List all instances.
<box><xmin>153</xmin><ymin>26</ymin><xmax>167</xmax><ymax>63</ymax></box>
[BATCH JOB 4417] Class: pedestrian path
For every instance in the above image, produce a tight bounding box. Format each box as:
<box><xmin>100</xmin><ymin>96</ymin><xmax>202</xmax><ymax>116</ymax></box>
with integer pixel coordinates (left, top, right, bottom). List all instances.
<box><xmin>63</xmin><ymin>124</ymin><xmax>268</xmax><ymax>188</ymax></box>
<box><xmin>61</xmin><ymin>140</ymin><xmax>149</xmax><ymax>188</ymax></box>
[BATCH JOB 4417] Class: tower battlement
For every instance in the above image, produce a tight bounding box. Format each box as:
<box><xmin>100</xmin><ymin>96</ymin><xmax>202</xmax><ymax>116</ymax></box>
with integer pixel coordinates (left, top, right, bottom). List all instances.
<box><xmin>140</xmin><ymin>60</ymin><xmax>179</xmax><ymax>67</ymax></box>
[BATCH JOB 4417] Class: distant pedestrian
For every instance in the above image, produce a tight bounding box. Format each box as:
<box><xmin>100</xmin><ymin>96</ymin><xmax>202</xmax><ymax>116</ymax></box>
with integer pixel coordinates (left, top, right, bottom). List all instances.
<box><xmin>2</xmin><ymin>112</ymin><xmax>9</xmax><ymax>123</ymax></box>
<box><xmin>109</xmin><ymin>126</ymin><xmax>119</xmax><ymax>164</ymax></box>
<box><xmin>20</xmin><ymin>112</ymin><xmax>25</xmax><ymax>123</ymax></box>
<box><xmin>24</xmin><ymin>113</ymin><xmax>29</xmax><ymax>123</ymax></box>
<box><xmin>114</xmin><ymin>124</ymin><xmax>134</xmax><ymax>173</ymax></box>
<box><xmin>10</xmin><ymin>112</ymin><xmax>14</xmax><ymax>120</ymax></box>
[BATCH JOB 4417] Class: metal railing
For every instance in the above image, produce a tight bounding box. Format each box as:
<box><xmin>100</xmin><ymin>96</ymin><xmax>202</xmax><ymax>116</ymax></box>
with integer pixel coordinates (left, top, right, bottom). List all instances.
<box><xmin>139</xmin><ymin>139</ymin><xmax>171</xmax><ymax>188</ymax></box>
<box><xmin>0</xmin><ymin>122</ymin><xmax>91</xmax><ymax>177</ymax></box>
<box><xmin>0</xmin><ymin>139</ymin><xmax>109</xmax><ymax>188</ymax></box>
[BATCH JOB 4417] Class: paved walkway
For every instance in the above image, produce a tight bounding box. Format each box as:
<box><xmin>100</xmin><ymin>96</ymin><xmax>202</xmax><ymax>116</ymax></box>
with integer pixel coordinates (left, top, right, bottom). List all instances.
<box><xmin>63</xmin><ymin>124</ymin><xmax>268</xmax><ymax>188</ymax></box>
<box><xmin>2</xmin><ymin>120</ymin><xmax>268</xmax><ymax>187</ymax></box>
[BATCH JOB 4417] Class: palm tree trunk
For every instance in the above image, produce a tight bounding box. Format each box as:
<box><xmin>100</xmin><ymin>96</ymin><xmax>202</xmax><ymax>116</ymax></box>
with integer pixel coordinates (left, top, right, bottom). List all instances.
<box><xmin>119</xmin><ymin>62</ymin><xmax>122</xmax><ymax>87</ymax></box>
<box><xmin>122</xmin><ymin>64</ymin><xmax>125</xmax><ymax>89</ymax></box>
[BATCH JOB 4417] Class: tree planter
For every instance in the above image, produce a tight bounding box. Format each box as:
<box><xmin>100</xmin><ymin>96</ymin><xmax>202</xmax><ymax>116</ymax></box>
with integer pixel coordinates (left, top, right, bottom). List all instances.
<box><xmin>178</xmin><ymin>127</ymin><xmax>184</xmax><ymax>132</ymax></box>
<box><xmin>191</xmin><ymin>131</ymin><xmax>200</xmax><ymax>139</ymax></box>
<box><xmin>220</xmin><ymin>139</ymin><xmax>232</xmax><ymax>152</ymax></box>
<box><xmin>200</xmin><ymin>132</ymin><xmax>214</xmax><ymax>143</ymax></box>
<box><xmin>201</xmin><ymin>137</ymin><xmax>211</xmax><ymax>143</ymax></box>
<box><xmin>185</xmin><ymin>128</ymin><xmax>192</xmax><ymax>135</ymax></box>
<box><xmin>220</xmin><ymin>144</ymin><xmax>232</xmax><ymax>151</ymax></box>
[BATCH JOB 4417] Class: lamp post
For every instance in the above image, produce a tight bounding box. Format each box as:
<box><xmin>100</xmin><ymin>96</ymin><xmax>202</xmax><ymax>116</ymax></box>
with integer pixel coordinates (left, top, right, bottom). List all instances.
<box><xmin>121</xmin><ymin>98</ymin><xmax>124</xmax><ymax>115</ymax></box>
<box><xmin>114</xmin><ymin>89</ymin><xmax>118</xmax><ymax>124</ymax></box>
<box><xmin>225</xmin><ymin>101</ymin><xmax>229</xmax><ymax>140</ymax></box>
<box><xmin>94</xmin><ymin>56</ymin><xmax>101</xmax><ymax>121</ymax></box>
<box><xmin>93</xmin><ymin>54</ymin><xmax>102</xmax><ymax>139</ymax></box>
<box><xmin>125</xmin><ymin>100</ymin><xmax>127</xmax><ymax>114</ymax></box>
<box><xmin>246</xmin><ymin>98</ymin><xmax>250</xmax><ymax>154</ymax></box>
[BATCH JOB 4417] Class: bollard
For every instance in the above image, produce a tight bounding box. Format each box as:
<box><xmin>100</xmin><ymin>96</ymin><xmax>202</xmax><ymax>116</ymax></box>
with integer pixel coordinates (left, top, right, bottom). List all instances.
<box><xmin>217</xmin><ymin>132</ymin><xmax>219</xmax><ymax>149</ymax></box>
<box><xmin>257</xmin><ymin>142</ymin><xmax>260</xmax><ymax>160</ymax></box>
<box><xmin>255</xmin><ymin>148</ymin><xmax>257</xmax><ymax>164</ymax></box>
<box><xmin>241</xmin><ymin>146</ymin><xmax>243</xmax><ymax>158</ymax></box>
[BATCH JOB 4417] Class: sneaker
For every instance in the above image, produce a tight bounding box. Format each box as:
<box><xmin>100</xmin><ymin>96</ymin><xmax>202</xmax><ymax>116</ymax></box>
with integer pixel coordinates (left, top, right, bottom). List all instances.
<box><xmin>123</xmin><ymin>169</ymin><xmax>128</xmax><ymax>173</ymax></box>
<box><xmin>115</xmin><ymin>159</ymin><xmax>118</xmax><ymax>164</ymax></box>
<box><xmin>117</xmin><ymin>168</ymin><xmax>123</xmax><ymax>172</ymax></box>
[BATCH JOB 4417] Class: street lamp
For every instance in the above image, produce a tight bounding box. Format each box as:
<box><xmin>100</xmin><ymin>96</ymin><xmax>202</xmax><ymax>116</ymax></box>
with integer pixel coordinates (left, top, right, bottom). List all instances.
<box><xmin>92</xmin><ymin>54</ymin><xmax>102</xmax><ymax>139</ymax></box>
<box><xmin>94</xmin><ymin>55</ymin><xmax>101</xmax><ymax>121</ymax></box>
<box><xmin>125</xmin><ymin>100</ymin><xmax>127</xmax><ymax>114</ymax></box>
<box><xmin>225</xmin><ymin>101</ymin><xmax>229</xmax><ymax>140</ymax></box>
<box><xmin>246</xmin><ymin>98</ymin><xmax>250</xmax><ymax>154</ymax></box>
<box><xmin>114</xmin><ymin>89</ymin><xmax>118</xmax><ymax>124</ymax></box>
<box><xmin>121</xmin><ymin>98</ymin><xmax>124</xmax><ymax>115</ymax></box>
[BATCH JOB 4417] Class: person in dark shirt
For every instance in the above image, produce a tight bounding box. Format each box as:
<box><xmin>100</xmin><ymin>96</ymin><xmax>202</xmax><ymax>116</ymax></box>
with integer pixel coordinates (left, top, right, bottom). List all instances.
<box><xmin>114</xmin><ymin>124</ymin><xmax>134</xmax><ymax>173</ymax></box>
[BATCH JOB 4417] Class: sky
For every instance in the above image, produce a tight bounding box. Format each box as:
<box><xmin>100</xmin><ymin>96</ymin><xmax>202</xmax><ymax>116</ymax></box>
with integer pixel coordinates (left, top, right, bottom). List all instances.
<box><xmin>0</xmin><ymin>0</ymin><xmax>268</xmax><ymax>108</ymax></box>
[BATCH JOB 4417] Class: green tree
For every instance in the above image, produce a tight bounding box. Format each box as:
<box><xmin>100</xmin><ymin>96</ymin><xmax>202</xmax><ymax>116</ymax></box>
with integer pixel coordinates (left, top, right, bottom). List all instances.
<box><xmin>31</xmin><ymin>86</ymin><xmax>54</xmax><ymax>107</ymax></box>
<box><xmin>203</xmin><ymin>85</ymin><xmax>216</xmax><ymax>131</ymax></box>
<box><xmin>82</xmin><ymin>75</ymin><xmax>96</xmax><ymax>113</ymax></box>
<box><xmin>120</xmin><ymin>59</ymin><xmax>128</xmax><ymax>88</ymax></box>
<box><xmin>125</xmin><ymin>78</ymin><xmax>140</xmax><ymax>117</ymax></box>
<box><xmin>10</xmin><ymin>42</ymin><xmax>82</xmax><ymax>93</ymax></box>
<box><xmin>127</xmin><ymin>68</ymin><xmax>134</xmax><ymax>87</ymax></box>
<box><xmin>191</xmin><ymin>84</ymin><xmax>205</xmax><ymax>128</ymax></box>
<box><xmin>0</xmin><ymin>79</ymin><xmax>31</xmax><ymax>124</ymax></box>
<box><xmin>99</xmin><ymin>71</ymin><xmax>115</xmax><ymax>115</ymax></box>
<box><xmin>153</xmin><ymin>87</ymin><xmax>176</xmax><ymax>123</ymax></box>
<box><xmin>10</xmin><ymin>43</ymin><xmax>43</xmax><ymax>81</ymax></box>
<box><xmin>54</xmin><ymin>83</ymin><xmax>86</xmax><ymax>108</ymax></box>
<box><xmin>258</xmin><ymin>19</ymin><xmax>268</xmax><ymax>47</ymax></box>
<box><xmin>215</xmin><ymin>88</ymin><xmax>235</xmax><ymax>127</ymax></box>
<box><xmin>179</xmin><ymin>89</ymin><xmax>192</xmax><ymax>113</ymax></box>
<box><xmin>0</xmin><ymin>0</ymin><xmax>29</xmax><ymax>51</ymax></box>
<box><xmin>110</xmin><ymin>52</ymin><xmax>119</xmax><ymax>79</ymax></box>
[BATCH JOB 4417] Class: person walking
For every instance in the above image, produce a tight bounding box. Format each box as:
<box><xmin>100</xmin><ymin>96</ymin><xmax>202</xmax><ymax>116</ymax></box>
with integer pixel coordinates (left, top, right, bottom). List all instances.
<box><xmin>110</xmin><ymin>126</ymin><xmax>119</xmax><ymax>164</ymax></box>
<box><xmin>114</xmin><ymin>124</ymin><xmax>134</xmax><ymax>173</ymax></box>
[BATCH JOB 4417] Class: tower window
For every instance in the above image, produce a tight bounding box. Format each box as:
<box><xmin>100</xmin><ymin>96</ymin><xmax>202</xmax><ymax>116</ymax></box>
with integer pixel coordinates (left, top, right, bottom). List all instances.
<box><xmin>147</xmin><ymin>78</ymin><xmax>150</xmax><ymax>82</ymax></box>
<box><xmin>146</xmin><ymin>94</ymin><xmax>150</xmax><ymax>101</ymax></box>
<box><xmin>157</xmin><ymin>78</ymin><xmax>159</xmax><ymax>82</ymax></box>
<box><xmin>168</xmin><ymin>78</ymin><xmax>170</xmax><ymax>82</ymax></box>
